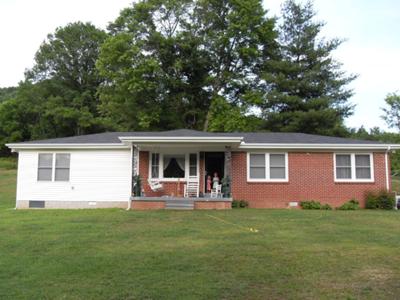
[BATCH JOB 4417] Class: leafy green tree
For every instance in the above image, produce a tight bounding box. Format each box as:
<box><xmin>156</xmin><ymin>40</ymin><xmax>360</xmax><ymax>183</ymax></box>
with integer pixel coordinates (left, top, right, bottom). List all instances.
<box><xmin>0</xmin><ymin>87</ymin><xmax>17</xmax><ymax>103</ymax></box>
<box><xmin>25</xmin><ymin>21</ymin><xmax>108</xmax><ymax>136</ymax></box>
<box><xmin>97</xmin><ymin>0</ymin><xmax>277</xmax><ymax>131</ymax></box>
<box><xmin>260</xmin><ymin>0</ymin><xmax>356</xmax><ymax>136</ymax></box>
<box><xmin>382</xmin><ymin>92</ymin><xmax>400</xmax><ymax>131</ymax></box>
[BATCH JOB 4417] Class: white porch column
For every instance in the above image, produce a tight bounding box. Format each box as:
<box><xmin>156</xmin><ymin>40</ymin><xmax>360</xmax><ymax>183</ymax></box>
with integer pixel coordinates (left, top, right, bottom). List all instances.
<box><xmin>131</xmin><ymin>144</ymin><xmax>139</xmax><ymax>195</ymax></box>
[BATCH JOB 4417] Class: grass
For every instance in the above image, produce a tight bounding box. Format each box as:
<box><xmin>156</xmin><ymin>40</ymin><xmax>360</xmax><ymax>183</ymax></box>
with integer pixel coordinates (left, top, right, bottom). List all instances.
<box><xmin>1</xmin><ymin>161</ymin><xmax>400</xmax><ymax>299</ymax></box>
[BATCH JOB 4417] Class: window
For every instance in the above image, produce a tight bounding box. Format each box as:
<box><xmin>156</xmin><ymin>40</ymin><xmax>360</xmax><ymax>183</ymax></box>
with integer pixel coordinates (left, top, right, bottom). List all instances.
<box><xmin>248</xmin><ymin>153</ymin><xmax>288</xmax><ymax>181</ymax></box>
<box><xmin>151</xmin><ymin>153</ymin><xmax>159</xmax><ymax>178</ymax></box>
<box><xmin>270</xmin><ymin>154</ymin><xmax>286</xmax><ymax>179</ymax></box>
<box><xmin>249</xmin><ymin>154</ymin><xmax>266</xmax><ymax>179</ymax></box>
<box><xmin>38</xmin><ymin>154</ymin><xmax>53</xmax><ymax>181</ymax></box>
<box><xmin>334</xmin><ymin>153</ymin><xmax>373</xmax><ymax>181</ymax></box>
<box><xmin>37</xmin><ymin>153</ymin><xmax>71</xmax><ymax>182</ymax></box>
<box><xmin>149</xmin><ymin>153</ymin><xmax>198</xmax><ymax>180</ymax></box>
<box><xmin>189</xmin><ymin>153</ymin><xmax>197</xmax><ymax>177</ymax></box>
<box><xmin>335</xmin><ymin>154</ymin><xmax>352</xmax><ymax>179</ymax></box>
<box><xmin>163</xmin><ymin>154</ymin><xmax>185</xmax><ymax>178</ymax></box>
<box><xmin>55</xmin><ymin>154</ymin><xmax>70</xmax><ymax>181</ymax></box>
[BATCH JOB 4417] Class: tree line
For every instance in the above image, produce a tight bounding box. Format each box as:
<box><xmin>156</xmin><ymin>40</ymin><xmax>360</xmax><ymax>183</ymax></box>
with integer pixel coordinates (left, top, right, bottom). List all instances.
<box><xmin>0</xmin><ymin>0</ymin><xmax>399</xmax><ymax>157</ymax></box>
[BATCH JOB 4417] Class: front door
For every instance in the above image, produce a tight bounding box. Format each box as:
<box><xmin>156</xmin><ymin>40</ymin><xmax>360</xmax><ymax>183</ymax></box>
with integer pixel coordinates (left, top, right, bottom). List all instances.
<box><xmin>204</xmin><ymin>152</ymin><xmax>224</xmax><ymax>193</ymax></box>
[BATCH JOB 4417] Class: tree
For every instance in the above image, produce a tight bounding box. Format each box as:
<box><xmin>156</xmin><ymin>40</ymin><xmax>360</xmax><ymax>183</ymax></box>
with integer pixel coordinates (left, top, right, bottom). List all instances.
<box><xmin>25</xmin><ymin>21</ymin><xmax>108</xmax><ymax>136</ymax></box>
<box><xmin>96</xmin><ymin>0</ymin><xmax>277</xmax><ymax>131</ymax></box>
<box><xmin>0</xmin><ymin>87</ymin><xmax>17</xmax><ymax>103</ymax></box>
<box><xmin>260</xmin><ymin>0</ymin><xmax>356</xmax><ymax>136</ymax></box>
<box><xmin>382</xmin><ymin>92</ymin><xmax>400</xmax><ymax>131</ymax></box>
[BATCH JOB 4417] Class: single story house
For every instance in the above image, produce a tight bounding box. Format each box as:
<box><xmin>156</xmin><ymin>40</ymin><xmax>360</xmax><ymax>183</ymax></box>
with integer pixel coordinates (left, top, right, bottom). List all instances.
<box><xmin>6</xmin><ymin>129</ymin><xmax>400</xmax><ymax>210</ymax></box>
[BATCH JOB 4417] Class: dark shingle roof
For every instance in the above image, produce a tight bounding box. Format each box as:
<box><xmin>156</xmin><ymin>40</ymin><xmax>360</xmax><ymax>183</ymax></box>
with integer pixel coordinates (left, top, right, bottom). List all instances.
<box><xmin>15</xmin><ymin>129</ymin><xmax>380</xmax><ymax>145</ymax></box>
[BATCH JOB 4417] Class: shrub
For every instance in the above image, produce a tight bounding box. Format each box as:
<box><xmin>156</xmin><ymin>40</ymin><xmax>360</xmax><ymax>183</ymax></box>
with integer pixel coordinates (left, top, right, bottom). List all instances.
<box><xmin>321</xmin><ymin>204</ymin><xmax>333</xmax><ymax>210</ymax></box>
<box><xmin>232</xmin><ymin>200</ymin><xmax>248</xmax><ymax>208</ymax></box>
<box><xmin>300</xmin><ymin>200</ymin><xmax>322</xmax><ymax>210</ymax></box>
<box><xmin>337</xmin><ymin>199</ymin><xmax>359</xmax><ymax>210</ymax></box>
<box><xmin>232</xmin><ymin>200</ymin><xmax>239</xmax><ymax>208</ymax></box>
<box><xmin>239</xmin><ymin>200</ymin><xmax>249</xmax><ymax>208</ymax></box>
<box><xmin>365</xmin><ymin>191</ymin><xmax>379</xmax><ymax>209</ymax></box>
<box><xmin>376</xmin><ymin>190</ymin><xmax>395</xmax><ymax>210</ymax></box>
<box><xmin>365</xmin><ymin>190</ymin><xmax>395</xmax><ymax>210</ymax></box>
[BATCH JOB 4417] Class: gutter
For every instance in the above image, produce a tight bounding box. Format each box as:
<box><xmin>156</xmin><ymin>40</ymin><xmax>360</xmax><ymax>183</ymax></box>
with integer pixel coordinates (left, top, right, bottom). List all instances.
<box><xmin>239</xmin><ymin>143</ymin><xmax>400</xmax><ymax>150</ymax></box>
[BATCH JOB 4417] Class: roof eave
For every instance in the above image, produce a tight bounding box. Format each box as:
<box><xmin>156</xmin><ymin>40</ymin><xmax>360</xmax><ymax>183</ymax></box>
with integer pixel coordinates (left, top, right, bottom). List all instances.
<box><xmin>118</xmin><ymin>136</ymin><xmax>244</xmax><ymax>144</ymax></box>
<box><xmin>239</xmin><ymin>143</ymin><xmax>400</xmax><ymax>150</ymax></box>
<box><xmin>5</xmin><ymin>143</ymin><xmax>129</xmax><ymax>151</ymax></box>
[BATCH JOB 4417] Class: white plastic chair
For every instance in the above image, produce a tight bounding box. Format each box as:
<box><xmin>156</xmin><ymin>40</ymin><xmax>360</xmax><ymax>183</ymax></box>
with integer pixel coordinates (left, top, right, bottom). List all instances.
<box><xmin>210</xmin><ymin>184</ymin><xmax>222</xmax><ymax>198</ymax></box>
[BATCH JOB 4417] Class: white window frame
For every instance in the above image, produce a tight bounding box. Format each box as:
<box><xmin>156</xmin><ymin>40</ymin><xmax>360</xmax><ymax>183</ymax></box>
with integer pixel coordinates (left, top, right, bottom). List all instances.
<box><xmin>333</xmin><ymin>153</ymin><xmax>374</xmax><ymax>182</ymax></box>
<box><xmin>149</xmin><ymin>151</ymin><xmax>199</xmax><ymax>182</ymax></box>
<box><xmin>247</xmin><ymin>152</ymin><xmax>289</xmax><ymax>182</ymax></box>
<box><xmin>37</xmin><ymin>152</ymin><xmax>71</xmax><ymax>182</ymax></box>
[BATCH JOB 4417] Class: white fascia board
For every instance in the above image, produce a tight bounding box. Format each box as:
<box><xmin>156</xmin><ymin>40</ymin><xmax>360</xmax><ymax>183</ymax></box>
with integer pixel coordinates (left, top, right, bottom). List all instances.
<box><xmin>6</xmin><ymin>143</ymin><xmax>129</xmax><ymax>151</ymax></box>
<box><xmin>239</xmin><ymin>143</ymin><xmax>400</xmax><ymax>150</ymax></box>
<box><xmin>118</xmin><ymin>136</ymin><xmax>243</xmax><ymax>144</ymax></box>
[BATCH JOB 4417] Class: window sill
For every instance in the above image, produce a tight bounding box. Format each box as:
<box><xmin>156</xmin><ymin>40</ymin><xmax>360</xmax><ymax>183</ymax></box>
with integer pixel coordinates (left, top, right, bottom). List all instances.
<box><xmin>334</xmin><ymin>179</ymin><xmax>374</xmax><ymax>183</ymax></box>
<box><xmin>247</xmin><ymin>179</ymin><xmax>289</xmax><ymax>183</ymax></box>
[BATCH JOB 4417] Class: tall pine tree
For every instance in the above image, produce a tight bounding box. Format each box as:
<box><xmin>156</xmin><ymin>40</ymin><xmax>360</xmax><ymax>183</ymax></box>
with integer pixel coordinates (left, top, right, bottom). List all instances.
<box><xmin>261</xmin><ymin>0</ymin><xmax>356</xmax><ymax>136</ymax></box>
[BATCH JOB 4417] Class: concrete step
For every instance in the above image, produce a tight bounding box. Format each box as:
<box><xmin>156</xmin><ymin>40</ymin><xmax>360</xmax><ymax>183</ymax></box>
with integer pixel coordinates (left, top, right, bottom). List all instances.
<box><xmin>165</xmin><ymin>200</ymin><xmax>194</xmax><ymax>210</ymax></box>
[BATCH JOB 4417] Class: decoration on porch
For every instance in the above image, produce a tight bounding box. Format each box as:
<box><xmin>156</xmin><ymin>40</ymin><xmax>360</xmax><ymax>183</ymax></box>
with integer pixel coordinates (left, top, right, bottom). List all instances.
<box><xmin>212</xmin><ymin>172</ymin><xmax>220</xmax><ymax>189</ymax></box>
<box><xmin>133</xmin><ymin>175</ymin><xmax>142</xmax><ymax>196</ymax></box>
<box><xmin>148</xmin><ymin>178</ymin><xmax>163</xmax><ymax>192</ymax></box>
<box><xmin>206</xmin><ymin>175</ymin><xmax>212</xmax><ymax>193</ymax></box>
<box><xmin>221</xmin><ymin>176</ymin><xmax>231</xmax><ymax>198</ymax></box>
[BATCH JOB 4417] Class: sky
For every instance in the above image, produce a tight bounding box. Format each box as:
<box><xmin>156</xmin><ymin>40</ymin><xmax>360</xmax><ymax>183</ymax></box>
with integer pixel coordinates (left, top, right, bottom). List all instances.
<box><xmin>0</xmin><ymin>0</ymin><xmax>399</xmax><ymax>131</ymax></box>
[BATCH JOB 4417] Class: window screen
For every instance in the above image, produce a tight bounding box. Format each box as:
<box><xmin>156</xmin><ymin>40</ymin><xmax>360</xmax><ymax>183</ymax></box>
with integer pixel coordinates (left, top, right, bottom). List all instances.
<box><xmin>355</xmin><ymin>154</ymin><xmax>371</xmax><ymax>179</ymax></box>
<box><xmin>336</xmin><ymin>154</ymin><xmax>352</xmax><ymax>179</ymax></box>
<box><xmin>151</xmin><ymin>153</ymin><xmax>160</xmax><ymax>178</ymax></box>
<box><xmin>38</xmin><ymin>154</ymin><xmax>53</xmax><ymax>181</ymax></box>
<box><xmin>55</xmin><ymin>154</ymin><xmax>70</xmax><ymax>181</ymax></box>
<box><xmin>270</xmin><ymin>154</ymin><xmax>286</xmax><ymax>179</ymax></box>
<box><xmin>189</xmin><ymin>153</ymin><xmax>197</xmax><ymax>177</ymax></box>
<box><xmin>249</xmin><ymin>154</ymin><xmax>266</xmax><ymax>179</ymax></box>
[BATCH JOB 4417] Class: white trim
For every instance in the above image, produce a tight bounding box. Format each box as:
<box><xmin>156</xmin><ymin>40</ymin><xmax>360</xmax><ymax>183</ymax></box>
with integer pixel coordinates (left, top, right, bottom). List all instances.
<box><xmin>7</xmin><ymin>143</ymin><xmax>129</xmax><ymax>151</ymax></box>
<box><xmin>37</xmin><ymin>152</ymin><xmax>71</xmax><ymax>182</ymax></box>
<box><xmin>239</xmin><ymin>143</ymin><xmax>400</xmax><ymax>150</ymax></box>
<box><xmin>119</xmin><ymin>136</ymin><xmax>243</xmax><ymax>144</ymax></box>
<box><xmin>385</xmin><ymin>148</ymin><xmax>390</xmax><ymax>191</ymax></box>
<box><xmin>246</xmin><ymin>152</ymin><xmax>289</xmax><ymax>182</ymax></box>
<box><xmin>333</xmin><ymin>153</ymin><xmax>374</xmax><ymax>183</ymax></box>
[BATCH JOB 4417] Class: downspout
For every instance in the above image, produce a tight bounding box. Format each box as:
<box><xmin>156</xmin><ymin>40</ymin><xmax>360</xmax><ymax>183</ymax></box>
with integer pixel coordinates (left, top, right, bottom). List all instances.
<box><xmin>385</xmin><ymin>146</ymin><xmax>391</xmax><ymax>192</ymax></box>
<box><xmin>127</xmin><ymin>144</ymin><xmax>133</xmax><ymax>211</ymax></box>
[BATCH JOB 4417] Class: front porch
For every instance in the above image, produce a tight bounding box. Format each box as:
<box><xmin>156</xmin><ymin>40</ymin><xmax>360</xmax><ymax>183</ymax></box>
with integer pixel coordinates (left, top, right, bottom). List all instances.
<box><xmin>131</xmin><ymin>196</ymin><xmax>233</xmax><ymax>210</ymax></box>
<box><xmin>129</xmin><ymin>137</ymin><xmax>238</xmax><ymax>210</ymax></box>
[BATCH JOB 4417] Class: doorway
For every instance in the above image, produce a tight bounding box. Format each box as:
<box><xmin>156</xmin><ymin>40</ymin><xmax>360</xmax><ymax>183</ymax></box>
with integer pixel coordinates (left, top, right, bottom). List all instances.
<box><xmin>204</xmin><ymin>152</ymin><xmax>224</xmax><ymax>193</ymax></box>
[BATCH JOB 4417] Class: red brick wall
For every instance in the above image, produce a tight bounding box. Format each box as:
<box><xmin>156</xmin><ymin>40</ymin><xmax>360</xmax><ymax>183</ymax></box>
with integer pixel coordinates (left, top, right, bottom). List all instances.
<box><xmin>231</xmin><ymin>151</ymin><xmax>389</xmax><ymax>208</ymax></box>
<box><xmin>131</xmin><ymin>201</ymin><xmax>165</xmax><ymax>210</ymax></box>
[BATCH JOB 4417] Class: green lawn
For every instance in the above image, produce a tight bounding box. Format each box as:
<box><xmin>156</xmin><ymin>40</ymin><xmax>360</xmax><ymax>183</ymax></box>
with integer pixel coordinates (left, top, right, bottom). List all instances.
<box><xmin>1</xmin><ymin>166</ymin><xmax>400</xmax><ymax>299</ymax></box>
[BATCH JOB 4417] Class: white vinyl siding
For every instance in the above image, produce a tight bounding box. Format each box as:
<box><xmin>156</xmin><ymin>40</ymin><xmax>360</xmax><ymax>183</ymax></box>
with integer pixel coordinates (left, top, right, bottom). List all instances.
<box><xmin>17</xmin><ymin>149</ymin><xmax>131</xmax><ymax>202</ymax></box>
<box><xmin>247</xmin><ymin>153</ymin><xmax>288</xmax><ymax>182</ymax></box>
<box><xmin>334</xmin><ymin>153</ymin><xmax>374</xmax><ymax>182</ymax></box>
